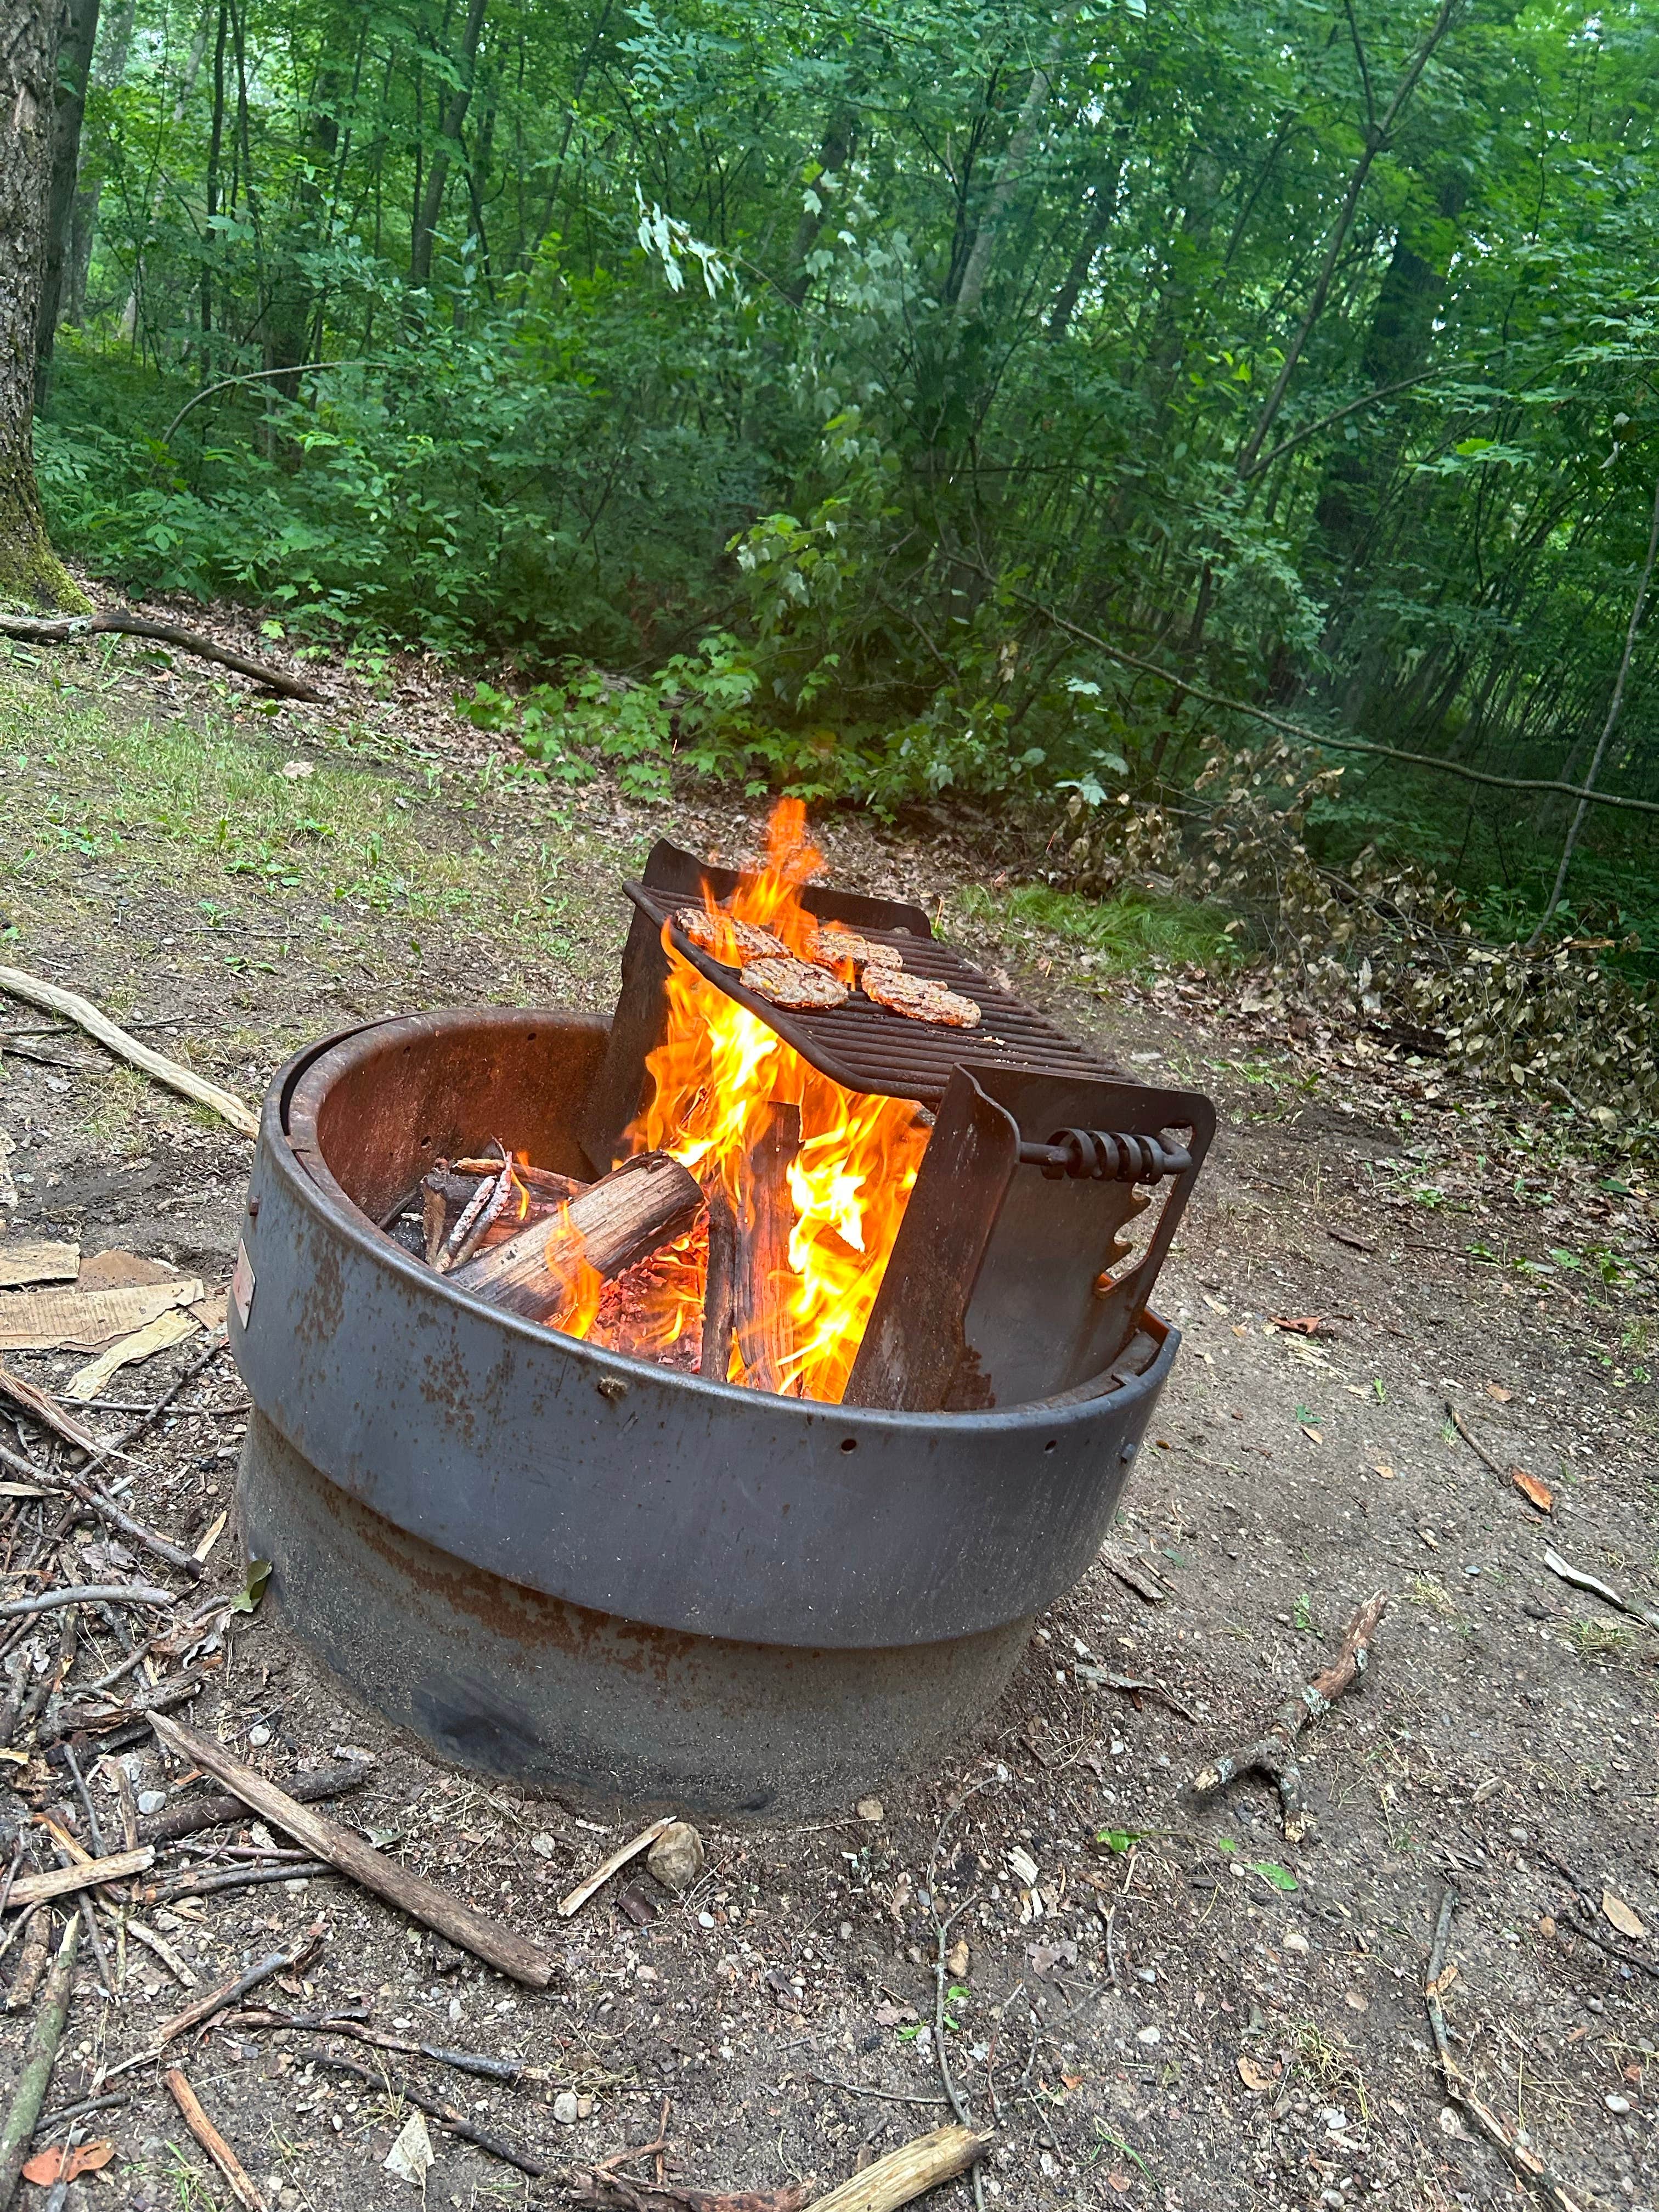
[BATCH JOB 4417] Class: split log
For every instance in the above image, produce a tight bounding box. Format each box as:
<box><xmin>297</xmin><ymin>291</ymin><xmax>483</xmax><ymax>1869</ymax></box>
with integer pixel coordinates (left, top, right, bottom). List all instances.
<box><xmin>449</xmin><ymin>1152</ymin><xmax>702</xmax><ymax>1325</ymax></box>
<box><xmin>804</xmin><ymin>2128</ymin><xmax>988</xmax><ymax>2212</ymax></box>
<box><xmin>735</xmin><ymin>1104</ymin><xmax>799</xmax><ymax>1394</ymax></box>
<box><xmin>149</xmin><ymin>1714</ymin><xmax>555</xmax><ymax>1988</ymax></box>
<box><xmin>701</xmin><ymin>1189</ymin><xmax>738</xmax><ymax>1381</ymax></box>
<box><xmin>1190</xmin><ymin>1593</ymin><xmax>1387</xmax><ymax>1841</ymax></box>
<box><xmin>2</xmin><ymin>1849</ymin><xmax>154</xmax><ymax>1911</ymax></box>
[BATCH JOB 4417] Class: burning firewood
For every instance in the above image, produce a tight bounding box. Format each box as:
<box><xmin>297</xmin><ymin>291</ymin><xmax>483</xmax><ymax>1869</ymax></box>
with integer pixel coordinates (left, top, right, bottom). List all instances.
<box><xmin>701</xmin><ymin>1189</ymin><xmax>738</xmax><ymax>1381</ymax></box>
<box><xmin>735</xmin><ymin>1104</ymin><xmax>800</xmax><ymax>1394</ymax></box>
<box><xmin>419</xmin><ymin>1161</ymin><xmax>585</xmax><ymax>1268</ymax></box>
<box><xmin>449</xmin><ymin>1152</ymin><xmax>703</xmax><ymax>1326</ymax></box>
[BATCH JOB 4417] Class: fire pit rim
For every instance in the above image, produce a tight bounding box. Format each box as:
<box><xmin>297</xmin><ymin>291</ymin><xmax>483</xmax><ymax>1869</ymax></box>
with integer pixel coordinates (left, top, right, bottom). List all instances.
<box><xmin>280</xmin><ymin>1006</ymin><xmax>1173</xmax><ymax>1435</ymax></box>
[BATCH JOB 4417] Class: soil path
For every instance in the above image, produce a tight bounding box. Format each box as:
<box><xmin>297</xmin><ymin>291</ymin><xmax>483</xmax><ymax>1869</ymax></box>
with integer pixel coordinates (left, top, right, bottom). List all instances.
<box><xmin>0</xmin><ymin>648</ymin><xmax>1655</xmax><ymax>2212</ymax></box>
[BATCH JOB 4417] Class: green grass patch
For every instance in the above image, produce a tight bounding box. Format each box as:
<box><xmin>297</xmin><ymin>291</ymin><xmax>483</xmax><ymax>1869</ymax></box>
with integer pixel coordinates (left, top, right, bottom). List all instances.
<box><xmin>952</xmin><ymin>879</ymin><xmax>1239</xmax><ymax>979</ymax></box>
<box><xmin>0</xmin><ymin>671</ymin><xmax>603</xmax><ymax>967</ymax></box>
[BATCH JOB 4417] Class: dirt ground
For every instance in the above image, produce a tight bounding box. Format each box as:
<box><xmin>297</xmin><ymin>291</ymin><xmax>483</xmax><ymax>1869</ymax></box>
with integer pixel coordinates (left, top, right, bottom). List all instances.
<box><xmin>1</xmin><ymin>634</ymin><xmax>1656</xmax><ymax>2212</ymax></box>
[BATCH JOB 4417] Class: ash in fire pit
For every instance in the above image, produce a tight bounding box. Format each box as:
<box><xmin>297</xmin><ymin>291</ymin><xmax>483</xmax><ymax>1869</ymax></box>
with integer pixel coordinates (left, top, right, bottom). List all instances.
<box><xmin>231</xmin><ymin>806</ymin><xmax>1214</xmax><ymax>1815</ymax></box>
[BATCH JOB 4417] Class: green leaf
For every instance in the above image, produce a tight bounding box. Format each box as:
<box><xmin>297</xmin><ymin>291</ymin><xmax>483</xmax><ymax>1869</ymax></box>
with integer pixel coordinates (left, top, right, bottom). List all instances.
<box><xmin>1249</xmin><ymin>1860</ymin><xmax>1298</xmax><ymax>1892</ymax></box>
<box><xmin>229</xmin><ymin>1559</ymin><xmax>272</xmax><ymax>1615</ymax></box>
<box><xmin>1094</xmin><ymin>1827</ymin><xmax>1148</xmax><ymax>1853</ymax></box>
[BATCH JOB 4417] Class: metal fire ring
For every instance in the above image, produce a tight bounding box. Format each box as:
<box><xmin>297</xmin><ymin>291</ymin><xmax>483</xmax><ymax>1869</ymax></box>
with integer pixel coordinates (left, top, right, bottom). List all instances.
<box><xmin>235</xmin><ymin>1009</ymin><xmax>1178</xmax><ymax>1650</ymax></box>
<box><xmin>230</xmin><ymin>1009</ymin><xmax>1181</xmax><ymax>1810</ymax></box>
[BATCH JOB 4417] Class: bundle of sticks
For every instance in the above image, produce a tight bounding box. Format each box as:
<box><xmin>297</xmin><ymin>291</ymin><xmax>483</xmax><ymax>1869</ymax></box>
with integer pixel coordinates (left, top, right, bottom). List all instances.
<box><xmin>389</xmin><ymin>1120</ymin><xmax>802</xmax><ymax>1391</ymax></box>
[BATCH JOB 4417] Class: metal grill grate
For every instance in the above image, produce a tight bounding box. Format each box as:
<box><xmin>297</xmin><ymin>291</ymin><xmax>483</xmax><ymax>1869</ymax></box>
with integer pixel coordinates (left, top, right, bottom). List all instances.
<box><xmin>625</xmin><ymin>880</ymin><xmax>1121</xmax><ymax>1107</ymax></box>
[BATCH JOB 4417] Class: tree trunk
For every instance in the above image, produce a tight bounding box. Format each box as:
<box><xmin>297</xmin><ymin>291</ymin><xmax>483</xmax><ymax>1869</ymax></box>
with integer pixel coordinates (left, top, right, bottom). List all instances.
<box><xmin>952</xmin><ymin>6</ymin><xmax>1079</xmax><ymax>319</ymax></box>
<box><xmin>64</xmin><ymin>0</ymin><xmax>134</xmax><ymax>324</ymax></box>
<box><xmin>0</xmin><ymin>0</ymin><xmax>88</xmax><ymax>611</ymax></box>
<box><xmin>409</xmin><ymin>0</ymin><xmax>488</xmax><ymax>287</ymax></box>
<box><xmin>782</xmin><ymin>108</ymin><xmax>856</xmax><ymax>306</ymax></box>
<box><xmin>35</xmin><ymin>0</ymin><xmax>101</xmax><ymax>396</ymax></box>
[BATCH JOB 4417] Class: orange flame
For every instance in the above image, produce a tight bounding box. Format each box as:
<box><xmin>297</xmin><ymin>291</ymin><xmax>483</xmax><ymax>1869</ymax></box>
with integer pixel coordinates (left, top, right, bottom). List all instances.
<box><xmin>546</xmin><ymin>1203</ymin><xmax>605</xmax><ymax>1340</ymax></box>
<box><xmin>614</xmin><ymin>798</ymin><xmax>931</xmax><ymax>1402</ymax></box>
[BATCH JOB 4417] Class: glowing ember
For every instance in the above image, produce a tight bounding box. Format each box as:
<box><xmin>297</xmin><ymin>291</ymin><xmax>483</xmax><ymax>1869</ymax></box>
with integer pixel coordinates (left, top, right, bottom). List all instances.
<box><xmin>606</xmin><ymin>799</ymin><xmax>932</xmax><ymax>1402</ymax></box>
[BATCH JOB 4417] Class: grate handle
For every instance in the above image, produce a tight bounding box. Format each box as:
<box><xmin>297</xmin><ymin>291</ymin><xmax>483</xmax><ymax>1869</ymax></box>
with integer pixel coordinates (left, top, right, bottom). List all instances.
<box><xmin>1021</xmin><ymin>1128</ymin><xmax>1193</xmax><ymax>1183</ymax></box>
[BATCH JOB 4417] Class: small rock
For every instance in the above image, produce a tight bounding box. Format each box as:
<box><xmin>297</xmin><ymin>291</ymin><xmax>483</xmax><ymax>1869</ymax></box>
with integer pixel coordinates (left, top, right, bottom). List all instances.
<box><xmin>137</xmin><ymin>1791</ymin><xmax>166</xmax><ymax>1816</ymax></box>
<box><xmin>647</xmin><ymin>1821</ymin><xmax>705</xmax><ymax>1895</ymax></box>
<box><xmin>856</xmin><ymin>1796</ymin><xmax>884</xmax><ymax>1824</ymax></box>
<box><xmin>945</xmin><ymin>1939</ymin><xmax>969</xmax><ymax>1979</ymax></box>
<box><xmin>1438</xmin><ymin>2106</ymin><xmax>1464</xmax><ymax>2137</ymax></box>
<box><xmin>1606</xmin><ymin>2094</ymin><xmax>1632</xmax><ymax>2114</ymax></box>
<box><xmin>577</xmin><ymin>2096</ymin><xmax>594</xmax><ymax>2118</ymax></box>
<box><xmin>247</xmin><ymin>1724</ymin><xmax>271</xmax><ymax>1748</ymax></box>
<box><xmin>531</xmin><ymin>1833</ymin><xmax>556</xmax><ymax>1859</ymax></box>
<box><xmin>1135</xmin><ymin>2025</ymin><xmax>1161</xmax><ymax>2046</ymax></box>
<box><xmin>1284</xmin><ymin>1928</ymin><xmax>1310</xmax><ymax>1955</ymax></box>
<box><xmin>553</xmin><ymin>2092</ymin><xmax>580</xmax><ymax>2125</ymax></box>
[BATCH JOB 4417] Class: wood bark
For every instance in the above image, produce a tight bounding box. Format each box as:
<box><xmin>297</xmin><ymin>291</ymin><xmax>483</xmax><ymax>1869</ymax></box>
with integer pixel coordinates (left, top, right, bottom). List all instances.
<box><xmin>0</xmin><ymin>0</ymin><xmax>86</xmax><ymax>612</ymax></box>
<box><xmin>449</xmin><ymin>1150</ymin><xmax>702</xmax><ymax>1324</ymax></box>
<box><xmin>150</xmin><ymin>1713</ymin><xmax>556</xmax><ymax>1988</ymax></box>
<box><xmin>735</xmin><ymin>1104</ymin><xmax>799</xmax><ymax>1394</ymax></box>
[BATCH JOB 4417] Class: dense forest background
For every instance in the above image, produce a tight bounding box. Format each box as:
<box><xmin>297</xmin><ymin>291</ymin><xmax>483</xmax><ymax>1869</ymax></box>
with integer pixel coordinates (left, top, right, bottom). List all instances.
<box><xmin>25</xmin><ymin>0</ymin><xmax>1659</xmax><ymax>969</ymax></box>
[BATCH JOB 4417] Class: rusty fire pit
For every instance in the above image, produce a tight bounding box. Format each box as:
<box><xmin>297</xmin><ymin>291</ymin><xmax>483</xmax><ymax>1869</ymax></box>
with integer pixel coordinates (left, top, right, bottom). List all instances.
<box><xmin>232</xmin><ymin>850</ymin><xmax>1211</xmax><ymax>1818</ymax></box>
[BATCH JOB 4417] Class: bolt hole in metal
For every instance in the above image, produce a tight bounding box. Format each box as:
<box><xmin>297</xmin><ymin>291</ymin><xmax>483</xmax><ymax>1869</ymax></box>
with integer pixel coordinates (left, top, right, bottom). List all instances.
<box><xmin>1044</xmin><ymin>1439</ymin><xmax>1057</xmax><ymax>1453</ymax></box>
<box><xmin>840</xmin><ymin>1437</ymin><xmax>858</xmax><ymax>1453</ymax></box>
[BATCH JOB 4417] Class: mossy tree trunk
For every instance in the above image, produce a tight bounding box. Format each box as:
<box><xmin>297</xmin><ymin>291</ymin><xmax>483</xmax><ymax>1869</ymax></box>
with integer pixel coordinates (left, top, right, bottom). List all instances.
<box><xmin>1</xmin><ymin>0</ymin><xmax>91</xmax><ymax>612</ymax></box>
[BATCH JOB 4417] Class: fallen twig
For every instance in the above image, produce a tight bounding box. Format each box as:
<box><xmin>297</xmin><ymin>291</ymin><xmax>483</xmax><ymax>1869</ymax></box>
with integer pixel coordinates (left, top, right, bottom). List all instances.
<box><xmin>1073</xmin><ymin>1666</ymin><xmax>1197</xmax><ymax>1722</ymax></box>
<box><xmin>163</xmin><ymin>2067</ymin><xmax>267</xmax><ymax>2211</ymax></box>
<box><xmin>1543</xmin><ymin>1546</ymin><xmax>1659</xmax><ymax>1632</ymax></box>
<box><xmin>1</xmin><ymin>1911</ymin><xmax>51</xmax><ymax>2008</ymax></box>
<box><xmin>0</xmin><ymin>1582</ymin><xmax>174</xmax><ymax>1622</ymax></box>
<box><xmin>0</xmin><ymin>611</ymin><xmax>326</xmax><ymax>706</ymax></box>
<box><xmin>0</xmin><ymin>969</ymin><xmax>258</xmax><ymax>1138</ymax></box>
<box><xmin>43</xmin><ymin>1470</ymin><xmax>202</xmax><ymax>1582</ymax></box>
<box><xmin>151</xmin><ymin>1714</ymin><xmax>554</xmax><ymax>1987</ymax></box>
<box><xmin>802</xmin><ymin>2128</ymin><xmax>987</xmax><ymax>2212</ymax></box>
<box><xmin>139</xmin><ymin>1757</ymin><xmax>374</xmax><ymax>1847</ymax></box>
<box><xmin>304</xmin><ymin>2049</ymin><xmax>548</xmax><ymax>2176</ymax></box>
<box><xmin>29</xmin><ymin>2093</ymin><xmax>128</xmax><ymax>2145</ymax></box>
<box><xmin>1425</xmin><ymin>1889</ymin><xmax>1588</xmax><ymax>2212</ymax></box>
<box><xmin>559</xmin><ymin>1816</ymin><xmax>676</xmax><ymax>1918</ymax></box>
<box><xmin>0</xmin><ymin>1914</ymin><xmax>80</xmax><ymax>2212</ymax></box>
<box><xmin>232</xmin><ymin>2008</ymin><xmax>535</xmax><ymax>2083</ymax></box>
<box><xmin>1446</xmin><ymin>1402</ymin><xmax>1509</xmax><ymax>1481</ymax></box>
<box><xmin>162</xmin><ymin>1920</ymin><xmax>324</xmax><ymax>2046</ymax></box>
<box><xmin>142</xmin><ymin>1859</ymin><xmax>332</xmax><ymax>1905</ymax></box>
<box><xmin>1190</xmin><ymin>1593</ymin><xmax>1387</xmax><ymax>1841</ymax></box>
